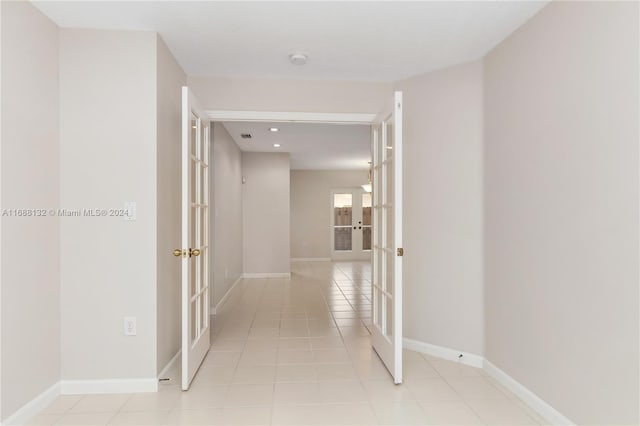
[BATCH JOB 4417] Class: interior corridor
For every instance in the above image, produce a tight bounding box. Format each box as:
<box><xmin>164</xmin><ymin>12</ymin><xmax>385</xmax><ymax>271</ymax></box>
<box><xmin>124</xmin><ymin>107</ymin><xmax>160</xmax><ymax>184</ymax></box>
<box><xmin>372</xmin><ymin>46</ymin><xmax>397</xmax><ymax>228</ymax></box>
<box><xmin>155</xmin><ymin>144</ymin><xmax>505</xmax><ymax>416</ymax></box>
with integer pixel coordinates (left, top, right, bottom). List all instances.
<box><xmin>31</xmin><ymin>262</ymin><xmax>546</xmax><ymax>425</ymax></box>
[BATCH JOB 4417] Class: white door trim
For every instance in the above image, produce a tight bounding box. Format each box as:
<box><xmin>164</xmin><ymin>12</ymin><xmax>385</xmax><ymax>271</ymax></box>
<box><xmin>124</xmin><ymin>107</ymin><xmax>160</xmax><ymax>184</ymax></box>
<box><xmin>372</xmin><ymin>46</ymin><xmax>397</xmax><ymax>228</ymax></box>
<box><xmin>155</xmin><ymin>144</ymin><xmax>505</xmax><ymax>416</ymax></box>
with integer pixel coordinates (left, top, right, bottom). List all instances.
<box><xmin>206</xmin><ymin>110</ymin><xmax>376</xmax><ymax>124</ymax></box>
<box><xmin>181</xmin><ymin>87</ymin><xmax>211</xmax><ymax>391</ymax></box>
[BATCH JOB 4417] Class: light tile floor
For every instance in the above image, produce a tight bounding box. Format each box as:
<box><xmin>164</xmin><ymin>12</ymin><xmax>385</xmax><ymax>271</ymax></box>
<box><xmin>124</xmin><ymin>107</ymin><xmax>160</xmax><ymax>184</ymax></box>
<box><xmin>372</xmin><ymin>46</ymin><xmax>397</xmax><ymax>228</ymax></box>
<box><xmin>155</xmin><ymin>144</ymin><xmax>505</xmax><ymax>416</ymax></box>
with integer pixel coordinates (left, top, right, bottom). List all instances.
<box><xmin>30</xmin><ymin>261</ymin><xmax>548</xmax><ymax>425</ymax></box>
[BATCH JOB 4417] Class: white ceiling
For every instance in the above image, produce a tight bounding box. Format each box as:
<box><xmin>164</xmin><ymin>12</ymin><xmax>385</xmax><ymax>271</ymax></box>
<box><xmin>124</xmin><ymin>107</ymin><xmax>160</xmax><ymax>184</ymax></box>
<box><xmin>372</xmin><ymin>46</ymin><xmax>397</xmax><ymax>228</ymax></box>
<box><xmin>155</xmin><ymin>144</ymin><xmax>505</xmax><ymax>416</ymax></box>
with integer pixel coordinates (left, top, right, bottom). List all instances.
<box><xmin>32</xmin><ymin>1</ymin><xmax>548</xmax><ymax>82</ymax></box>
<box><xmin>222</xmin><ymin>122</ymin><xmax>371</xmax><ymax>170</ymax></box>
<box><xmin>33</xmin><ymin>1</ymin><xmax>547</xmax><ymax>169</ymax></box>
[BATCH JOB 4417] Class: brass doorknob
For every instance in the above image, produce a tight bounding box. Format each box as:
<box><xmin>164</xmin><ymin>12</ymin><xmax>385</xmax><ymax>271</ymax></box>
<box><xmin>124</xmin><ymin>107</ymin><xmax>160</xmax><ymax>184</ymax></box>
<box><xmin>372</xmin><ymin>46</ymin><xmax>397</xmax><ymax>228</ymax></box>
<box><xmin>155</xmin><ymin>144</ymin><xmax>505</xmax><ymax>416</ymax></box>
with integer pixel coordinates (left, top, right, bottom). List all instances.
<box><xmin>189</xmin><ymin>248</ymin><xmax>201</xmax><ymax>257</ymax></box>
<box><xmin>173</xmin><ymin>249</ymin><xmax>183</xmax><ymax>257</ymax></box>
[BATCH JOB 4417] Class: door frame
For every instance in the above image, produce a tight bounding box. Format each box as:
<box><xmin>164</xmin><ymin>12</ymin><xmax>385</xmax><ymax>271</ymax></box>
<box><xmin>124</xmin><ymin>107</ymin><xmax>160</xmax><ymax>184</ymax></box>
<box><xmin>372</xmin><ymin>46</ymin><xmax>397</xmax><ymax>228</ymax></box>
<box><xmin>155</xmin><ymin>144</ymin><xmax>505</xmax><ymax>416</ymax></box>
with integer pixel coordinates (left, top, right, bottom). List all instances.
<box><xmin>207</xmin><ymin>110</ymin><xmax>375</xmax><ymax>124</ymax></box>
<box><xmin>167</xmin><ymin>108</ymin><xmax>385</xmax><ymax>391</ymax></box>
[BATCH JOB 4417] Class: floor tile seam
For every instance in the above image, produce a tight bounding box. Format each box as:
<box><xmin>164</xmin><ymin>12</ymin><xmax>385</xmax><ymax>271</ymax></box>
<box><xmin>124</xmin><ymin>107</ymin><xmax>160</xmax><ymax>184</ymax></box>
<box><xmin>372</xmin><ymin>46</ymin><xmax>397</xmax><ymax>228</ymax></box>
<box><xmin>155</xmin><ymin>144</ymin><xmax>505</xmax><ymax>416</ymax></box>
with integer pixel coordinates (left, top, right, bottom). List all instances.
<box><xmin>71</xmin><ymin>393</ymin><xmax>135</xmax><ymax>418</ymax></box>
<box><xmin>105</xmin><ymin>410</ymin><xmax>121</xmax><ymax>426</ymax></box>
<box><xmin>46</xmin><ymin>394</ymin><xmax>83</xmax><ymax>417</ymax></box>
<box><xmin>448</xmin><ymin>398</ymin><xmax>493</xmax><ymax>426</ymax></box>
<box><xmin>218</xmin><ymin>382</ymin><xmax>277</xmax><ymax>407</ymax></box>
<box><xmin>211</xmin><ymin>348</ymin><xmax>243</xmax><ymax>391</ymax></box>
<box><xmin>439</xmin><ymin>374</ymin><xmax>510</xmax><ymax>400</ymax></box>
<box><xmin>466</xmin><ymin>396</ymin><xmax>541</xmax><ymax>425</ymax></box>
<box><xmin>430</xmin><ymin>372</ymin><xmax>532</xmax><ymax>425</ymax></box>
<box><xmin>119</xmin><ymin>404</ymin><xmax>174</xmax><ymax>414</ymax></box>
<box><xmin>56</xmin><ymin>410</ymin><xmax>120</xmax><ymax>425</ymax></box>
<box><xmin>403</xmin><ymin>372</ymin><xmax>451</xmax><ymax>402</ymax></box>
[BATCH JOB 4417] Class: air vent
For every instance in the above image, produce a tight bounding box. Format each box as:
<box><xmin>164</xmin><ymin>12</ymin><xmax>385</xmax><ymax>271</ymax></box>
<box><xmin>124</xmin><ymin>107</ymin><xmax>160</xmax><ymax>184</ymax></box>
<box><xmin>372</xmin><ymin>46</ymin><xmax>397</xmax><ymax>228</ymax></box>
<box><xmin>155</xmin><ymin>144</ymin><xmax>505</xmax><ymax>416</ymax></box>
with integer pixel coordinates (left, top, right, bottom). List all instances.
<box><xmin>240</xmin><ymin>133</ymin><xmax>252</xmax><ymax>139</ymax></box>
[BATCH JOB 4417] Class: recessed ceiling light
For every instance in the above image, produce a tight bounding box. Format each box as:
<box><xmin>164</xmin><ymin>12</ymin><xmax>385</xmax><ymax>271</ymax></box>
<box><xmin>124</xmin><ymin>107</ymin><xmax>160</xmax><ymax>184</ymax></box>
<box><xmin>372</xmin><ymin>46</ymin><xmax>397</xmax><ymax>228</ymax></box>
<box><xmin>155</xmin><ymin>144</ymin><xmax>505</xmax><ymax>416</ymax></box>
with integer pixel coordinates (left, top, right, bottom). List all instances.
<box><xmin>269</xmin><ymin>127</ymin><xmax>279</xmax><ymax>132</ymax></box>
<box><xmin>273</xmin><ymin>143</ymin><xmax>281</xmax><ymax>148</ymax></box>
<box><xmin>288</xmin><ymin>53</ymin><xmax>308</xmax><ymax>65</ymax></box>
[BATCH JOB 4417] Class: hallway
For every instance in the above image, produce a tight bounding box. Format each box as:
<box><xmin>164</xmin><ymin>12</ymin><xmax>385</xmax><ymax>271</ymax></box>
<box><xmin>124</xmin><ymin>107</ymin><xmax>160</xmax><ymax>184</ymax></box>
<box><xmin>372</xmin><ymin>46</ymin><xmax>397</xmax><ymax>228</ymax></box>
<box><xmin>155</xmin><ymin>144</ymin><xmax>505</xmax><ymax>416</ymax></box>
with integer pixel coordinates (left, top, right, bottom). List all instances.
<box><xmin>30</xmin><ymin>262</ymin><xmax>545</xmax><ymax>425</ymax></box>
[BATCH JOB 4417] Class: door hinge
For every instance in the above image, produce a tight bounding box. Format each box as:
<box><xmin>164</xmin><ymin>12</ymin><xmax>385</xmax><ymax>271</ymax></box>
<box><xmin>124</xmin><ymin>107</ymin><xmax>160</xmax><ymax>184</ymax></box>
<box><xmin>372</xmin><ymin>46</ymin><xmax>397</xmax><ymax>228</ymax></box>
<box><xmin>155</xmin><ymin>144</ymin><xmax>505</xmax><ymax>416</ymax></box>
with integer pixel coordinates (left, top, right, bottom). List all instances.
<box><xmin>397</xmin><ymin>247</ymin><xmax>404</xmax><ymax>256</ymax></box>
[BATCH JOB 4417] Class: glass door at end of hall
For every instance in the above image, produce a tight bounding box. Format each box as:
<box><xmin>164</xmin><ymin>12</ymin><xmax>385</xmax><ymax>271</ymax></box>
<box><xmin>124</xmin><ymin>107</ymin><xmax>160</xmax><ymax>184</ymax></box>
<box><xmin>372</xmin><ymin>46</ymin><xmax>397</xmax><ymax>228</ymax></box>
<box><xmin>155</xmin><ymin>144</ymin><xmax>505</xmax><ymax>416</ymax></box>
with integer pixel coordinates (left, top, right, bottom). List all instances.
<box><xmin>331</xmin><ymin>188</ymin><xmax>372</xmax><ymax>261</ymax></box>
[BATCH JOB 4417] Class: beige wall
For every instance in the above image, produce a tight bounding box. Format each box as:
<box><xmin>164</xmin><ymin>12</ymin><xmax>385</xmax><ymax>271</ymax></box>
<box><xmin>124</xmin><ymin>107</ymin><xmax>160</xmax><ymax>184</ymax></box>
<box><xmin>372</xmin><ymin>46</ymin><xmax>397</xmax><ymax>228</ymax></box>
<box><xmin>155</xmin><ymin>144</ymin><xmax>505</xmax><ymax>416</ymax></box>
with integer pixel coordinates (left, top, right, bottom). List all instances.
<box><xmin>211</xmin><ymin>123</ymin><xmax>243</xmax><ymax>307</ymax></box>
<box><xmin>242</xmin><ymin>153</ymin><xmax>290</xmax><ymax>275</ymax></box>
<box><xmin>60</xmin><ymin>29</ymin><xmax>158</xmax><ymax>380</ymax></box>
<box><xmin>2</xmin><ymin>3</ymin><xmax>637</xmax><ymax>425</ymax></box>
<box><xmin>0</xmin><ymin>1</ymin><xmax>61</xmax><ymax>419</ymax></box>
<box><xmin>156</xmin><ymin>36</ymin><xmax>185</xmax><ymax>374</ymax></box>
<box><xmin>188</xmin><ymin>76</ymin><xmax>390</xmax><ymax>113</ymax></box>
<box><xmin>484</xmin><ymin>2</ymin><xmax>639</xmax><ymax>424</ymax></box>
<box><xmin>290</xmin><ymin>170</ymin><xmax>369</xmax><ymax>259</ymax></box>
<box><xmin>394</xmin><ymin>61</ymin><xmax>484</xmax><ymax>356</ymax></box>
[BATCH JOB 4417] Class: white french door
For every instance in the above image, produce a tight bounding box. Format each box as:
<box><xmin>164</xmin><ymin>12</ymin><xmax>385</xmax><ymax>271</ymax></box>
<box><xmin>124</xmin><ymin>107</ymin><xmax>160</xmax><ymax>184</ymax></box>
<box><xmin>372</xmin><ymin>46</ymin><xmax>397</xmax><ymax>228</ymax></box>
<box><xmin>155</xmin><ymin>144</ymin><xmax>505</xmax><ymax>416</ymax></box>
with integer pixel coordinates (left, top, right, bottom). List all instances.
<box><xmin>178</xmin><ymin>87</ymin><xmax>211</xmax><ymax>390</ymax></box>
<box><xmin>371</xmin><ymin>91</ymin><xmax>403</xmax><ymax>384</ymax></box>
<box><xmin>331</xmin><ymin>188</ymin><xmax>372</xmax><ymax>261</ymax></box>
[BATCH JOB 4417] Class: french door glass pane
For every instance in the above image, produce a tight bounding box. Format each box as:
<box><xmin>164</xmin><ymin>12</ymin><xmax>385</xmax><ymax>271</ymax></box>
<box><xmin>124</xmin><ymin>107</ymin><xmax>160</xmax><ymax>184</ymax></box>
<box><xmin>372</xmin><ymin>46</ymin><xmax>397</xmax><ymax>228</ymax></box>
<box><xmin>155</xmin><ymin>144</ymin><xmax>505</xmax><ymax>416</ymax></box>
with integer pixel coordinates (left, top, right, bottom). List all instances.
<box><xmin>191</xmin><ymin>301</ymin><xmax>197</xmax><ymax>342</ymax></box>
<box><xmin>386</xmin><ymin>240</ymin><xmax>394</xmax><ymax>294</ymax></box>
<box><xmin>334</xmin><ymin>193</ymin><xmax>352</xmax><ymax>224</ymax></box>
<box><xmin>385</xmin><ymin>296</ymin><xmax>393</xmax><ymax>338</ymax></box>
<box><xmin>334</xmin><ymin>228</ymin><xmax>352</xmax><ymax>251</ymax></box>
<box><xmin>385</xmin><ymin>121</ymin><xmax>394</xmax><ymax>156</ymax></box>
<box><xmin>190</xmin><ymin>157</ymin><xmax>197</xmax><ymax>206</ymax></box>
<box><xmin>362</xmin><ymin>193</ymin><xmax>372</xmax><ymax>223</ymax></box>
<box><xmin>205</xmin><ymin>289</ymin><xmax>209</xmax><ymax>329</ymax></box>
<box><xmin>362</xmin><ymin>228</ymin><xmax>372</xmax><ymax>250</ymax></box>
<box><xmin>199</xmin><ymin>291</ymin><xmax>206</xmax><ymax>332</ymax></box>
<box><xmin>375</xmin><ymin>288</ymin><xmax>383</xmax><ymax>327</ymax></box>
<box><xmin>334</xmin><ymin>193</ymin><xmax>352</xmax><ymax>251</ymax></box>
<box><xmin>190</xmin><ymin>208</ymin><xmax>197</xmax><ymax>298</ymax></box>
<box><xmin>198</xmin><ymin>119</ymin><xmax>205</xmax><ymax>161</ymax></box>
<box><xmin>198</xmin><ymin>162</ymin><xmax>204</xmax><ymax>206</ymax></box>
<box><xmin>190</xmin><ymin>115</ymin><xmax>197</xmax><ymax>156</ymax></box>
<box><xmin>362</xmin><ymin>193</ymin><xmax>372</xmax><ymax>250</ymax></box>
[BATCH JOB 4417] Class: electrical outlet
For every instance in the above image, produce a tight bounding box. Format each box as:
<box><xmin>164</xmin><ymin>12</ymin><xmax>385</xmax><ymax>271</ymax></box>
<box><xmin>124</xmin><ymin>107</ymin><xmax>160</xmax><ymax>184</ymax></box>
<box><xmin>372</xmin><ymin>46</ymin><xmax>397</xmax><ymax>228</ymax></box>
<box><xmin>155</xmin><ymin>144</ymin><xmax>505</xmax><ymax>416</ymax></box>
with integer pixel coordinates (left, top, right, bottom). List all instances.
<box><xmin>124</xmin><ymin>317</ymin><xmax>137</xmax><ymax>336</ymax></box>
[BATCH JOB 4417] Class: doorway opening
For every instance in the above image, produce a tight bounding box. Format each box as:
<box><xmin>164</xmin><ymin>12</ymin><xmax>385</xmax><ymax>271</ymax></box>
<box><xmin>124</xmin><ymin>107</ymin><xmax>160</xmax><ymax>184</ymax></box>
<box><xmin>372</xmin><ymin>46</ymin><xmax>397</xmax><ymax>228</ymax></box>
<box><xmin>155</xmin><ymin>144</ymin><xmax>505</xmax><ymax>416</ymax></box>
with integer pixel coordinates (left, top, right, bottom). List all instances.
<box><xmin>175</xmin><ymin>94</ymin><xmax>402</xmax><ymax>391</ymax></box>
<box><xmin>331</xmin><ymin>188</ymin><xmax>372</xmax><ymax>261</ymax></box>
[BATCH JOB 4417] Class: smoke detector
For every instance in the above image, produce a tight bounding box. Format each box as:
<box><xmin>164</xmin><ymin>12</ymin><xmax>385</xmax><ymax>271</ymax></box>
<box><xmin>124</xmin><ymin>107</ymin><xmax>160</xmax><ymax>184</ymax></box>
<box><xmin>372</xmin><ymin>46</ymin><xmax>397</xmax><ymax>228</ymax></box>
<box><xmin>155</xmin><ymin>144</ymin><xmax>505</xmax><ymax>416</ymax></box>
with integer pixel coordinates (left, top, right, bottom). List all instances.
<box><xmin>288</xmin><ymin>53</ymin><xmax>308</xmax><ymax>65</ymax></box>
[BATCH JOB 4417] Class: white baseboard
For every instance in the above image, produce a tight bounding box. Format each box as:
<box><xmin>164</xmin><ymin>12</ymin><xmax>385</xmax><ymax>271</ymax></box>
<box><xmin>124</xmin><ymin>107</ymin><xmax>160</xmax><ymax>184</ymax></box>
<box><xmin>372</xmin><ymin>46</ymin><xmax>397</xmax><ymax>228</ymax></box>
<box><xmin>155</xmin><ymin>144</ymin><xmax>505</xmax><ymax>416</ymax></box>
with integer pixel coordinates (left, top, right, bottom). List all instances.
<box><xmin>242</xmin><ymin>272</ymin><xmax>291</xmax><ymax>279</ymax></box>
<box><xmin>3</xmin><ymin>378</ymin><xmax>159</xmax><ymax>424</ymax></box>
<box><xmin>158</xmin><ymin>349</ymin><xmax>181</xmax><ymax>379</ymax></box>
<box><xmin>483</xmin><ymin>360</ymin><xmax>573</xmax><ymax>425</ymax></box>
<box><xmin>403</xmin><ymin>337</ymin><xmax>484</xmax><ymax>368</ymax></box>
<box><xmin>403</xmin><ymin>337</ymin><xmax>572</xmax><ymax>425</ymax></box>
<box><xmin>1</xmin><ymin>382</ymin><xmax>60</xmax><ymax>425</ymax></box>
<box><xmin>290</xmin><ymin>258</ymin><xmax>331</xmax><ymax>262</ymax></box>
<box><xmin>211</xmin><ymin>275</ymin><xmax>243</xmax><ymax>315</ymax></box>
<box><xmin>60</xmin><ymin>378</ymin><xmax>158</xmax><ymax>395</ymax></box>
